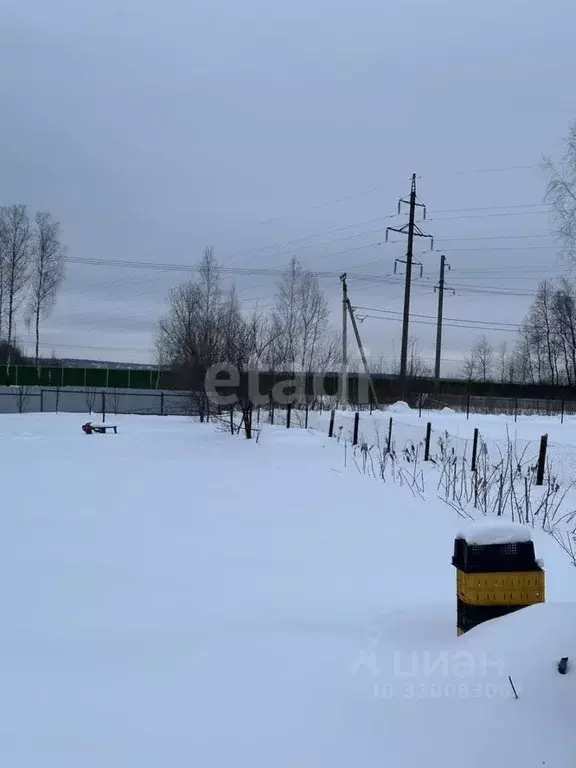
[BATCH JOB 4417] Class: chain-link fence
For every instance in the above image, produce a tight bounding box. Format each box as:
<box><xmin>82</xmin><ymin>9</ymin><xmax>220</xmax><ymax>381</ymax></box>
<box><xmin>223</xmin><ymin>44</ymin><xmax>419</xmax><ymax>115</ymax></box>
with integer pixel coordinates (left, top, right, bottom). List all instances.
<box><xmin>0</xmin><ymin>387</ymin><xmax>198</xmax><ymax>416</ymax></box>
<box><xmin>421</xmin><ymin>392</ymin><xmax>576</xmax><ymax>420</ymax></box>
<box><xmin>258</xmin><ymin>404</ymin><xmax>576</xmax><ymax>490</ymax></box>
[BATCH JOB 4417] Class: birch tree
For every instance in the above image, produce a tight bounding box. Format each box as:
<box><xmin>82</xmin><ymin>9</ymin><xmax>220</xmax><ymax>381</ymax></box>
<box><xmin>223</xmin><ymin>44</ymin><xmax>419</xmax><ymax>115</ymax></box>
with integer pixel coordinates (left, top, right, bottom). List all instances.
<box><xmin>471</xmin><ymin>335</ymin><xmax>494</xmax><ymax>382</ymax></box>
<box><xmin>267</xmin><ymin>257</ymin><xmax>335</xmax><ymax>373</ymax></box>
<box><xmin>460</xmin><ymin>336</ymin><xmax>494</xmax><ymax>382</ymax></box>
<box><xmin>544</xmin><ymin>121</ymin><xmax>576</xmax><ymax>260</ymax></box>
<box><xmin>0</xmin><ymin>242</ymin><xmax>4</xmax><ymax>338</ymax></box>
<box><xmin>460</xmin><ymin>352</ymin><xmax>477</xmax><ymax>382</ymax></box>
<box><xmin>551</xmin><ymin>278</ymin><xmax>576</xmax><ymax>384</ymax></box>
<box><xmin>26</xmin><ymin>211</ymin><xmax>66</xmax><ymax>366</ymax></box>
<box><xmin>0</xmin><ymin>205</ymin><xmax>31</xmax><ymax>348</ymax></box>
<box><xmin>269</xmin><ymin>257</ymin><xmax>301</xmax><ymax>370</ymax></box>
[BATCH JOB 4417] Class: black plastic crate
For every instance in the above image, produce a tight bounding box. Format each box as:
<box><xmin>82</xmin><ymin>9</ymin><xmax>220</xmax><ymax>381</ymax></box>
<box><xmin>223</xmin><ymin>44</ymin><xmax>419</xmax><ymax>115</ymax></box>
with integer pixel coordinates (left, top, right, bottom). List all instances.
<box><xmin>457</xmin><ymin>598</ymin><xmax>523</xmax><ymax>631</ymax></box>
<box><xmin>452</xmin><ymin>536</ymin><xmax>539</xmax><ymax>573</ymax></box>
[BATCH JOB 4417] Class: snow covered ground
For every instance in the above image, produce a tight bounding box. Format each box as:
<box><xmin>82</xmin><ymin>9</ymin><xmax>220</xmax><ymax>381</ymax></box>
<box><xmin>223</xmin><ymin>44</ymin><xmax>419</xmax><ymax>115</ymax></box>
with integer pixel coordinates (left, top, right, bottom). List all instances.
<box><xmin>289</xmin><ymin>402</ymin><xmax>576</xmax><ymax>493</ymax></box>
<box><xmin>301</xmin><ymin>401</ymin><xmax>576</xmax><ymax>454</ymax></box>
<box><xmin>2</xmin><ymin>413</ymin><xmax>576</xmax><ymax>766</ymax></box>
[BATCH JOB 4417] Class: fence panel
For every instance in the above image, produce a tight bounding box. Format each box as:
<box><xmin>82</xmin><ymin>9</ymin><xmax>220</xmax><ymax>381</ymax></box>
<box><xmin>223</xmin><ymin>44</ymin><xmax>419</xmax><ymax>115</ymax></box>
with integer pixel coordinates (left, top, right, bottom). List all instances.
<box><xmin>0</xmin><ymin>387</ymin><xmax>195</xmax><ymax>416</ymax></box>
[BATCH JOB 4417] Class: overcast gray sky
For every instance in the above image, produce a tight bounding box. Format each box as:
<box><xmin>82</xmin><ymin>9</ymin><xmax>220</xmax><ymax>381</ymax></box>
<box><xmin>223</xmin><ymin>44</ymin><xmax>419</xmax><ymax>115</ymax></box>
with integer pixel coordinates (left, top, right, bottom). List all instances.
<box><xmin>2</xmin><ymin>0</ymin><xmax>575</xmax><ymax>371</ymax></box>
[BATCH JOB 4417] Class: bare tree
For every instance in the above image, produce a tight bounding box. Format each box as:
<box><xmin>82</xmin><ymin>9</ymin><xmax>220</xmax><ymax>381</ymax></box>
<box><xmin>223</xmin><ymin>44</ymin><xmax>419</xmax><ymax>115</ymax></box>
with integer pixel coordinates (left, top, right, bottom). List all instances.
<box><xmin>268</xmin><ymin>257</ymin><xmax>302</xmax><ymax>371</ymax></box>
<box><xmin>297</xmin><ymin>268</ymin><xmax>330</xmax><ymax>372</ymax></box>
<box><xmin>471</xmin><ymin>335</ymin><xmax>494</xmax><ymax>382</ymax></box>
<box><xmin>520</xmin><ymin>281</ymin><xmax>560</xmax><ymax>384</ymax></box>
<box><xmin>267</xmin><ymin>257</ymin><xmax>336</xmax><ymax>374</ymax></box>
<box><xmin>544</xmin><ymin>121</ymin><xmax>576</xmax><ymax>260</ymax></box>
<box><xmin>12</xmin><ymin>385</ymin><xmax>30</xmax><ymax>414</ymax></box>
<box><xmin>0</xmin><ymin>237</ymin><xmax>4</xmax><ymax>339</ymax></box>
<box><xmin>407</xmin><ymin>337</ymin><xmax>432</xmax><ymax>378</ymax></box>
<box><xmin>495</xmin><ymin>341</ymin><xmax>510</xmax><ymax>383</ymax></box>
<box><xmin>460</xmin><ymin>352</ymin><xmax>477</xmax><ymax>382</ymax></box>
<box><xmin>157</xmin><ymin>247</ymin><xmax>274</xmax><ymax>432</ymax></box>
<box><xmin>392</xmin><ymin>336</ymin><xmax>431</xmax><ymax>377</ymax></box>
<box><xmin>84</xmin><ymin>387</ymin><xmax>98</xmax><ymax>414</ymax></box>
<box><xmin>0</xmin><ymin>205</ymin><xmax>31</xmax><ymax>350</ymax></box>
<box><xmin>512</xmin><ymin>277</ymin><xmax>576</xmax><ymax>385</ymax></box>
<box><xmin>461</xmin><ymin>336</ymin><xmax>493</xmax><ymax>382</ymax></box>
<box><xmin>551</xmin><ymin>277</ymin><xmax>576</xmax><ymax>384</ymax></box>
<box><xmin>26</xmin><ymin>211</ymin><xmax>65</xmax><ymax>367</ymax></box>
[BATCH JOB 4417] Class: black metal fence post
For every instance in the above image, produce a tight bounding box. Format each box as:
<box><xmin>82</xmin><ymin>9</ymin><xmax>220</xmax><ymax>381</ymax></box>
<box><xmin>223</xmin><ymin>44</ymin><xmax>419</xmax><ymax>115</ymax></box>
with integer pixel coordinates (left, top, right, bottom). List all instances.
<box><xmin>561</xmin><ymin>399</ymin><xmax>565</xmax><ymax>424</ymax></box>
<box><xmin>286</xmin><ymin>403</ymin><xmax>292</xmax><ymax>428</ymax></box>
<box><xmin>353</xmin><ymin>412</ymin><xmax>359</xmax><ymax>446</ymax></box>
<box><xmin>471</xmin><ymin>428</ymin><xmax>479</xmax><ymax>472</ymax></box>
<box><xmin>387</xmin><ymin>416</ymin><xmax>393</xmax><ymax>453</ymax></box>
<box><xmin>102</xmin><ymin>391</ymin><xmax>106</xmax><ymax>423</ymax></box>
<box><xmin>328</xmin><ymin>410</ymin><xmax>335</xmax><ymax>438</ymax></box>
<box><xmin>536</xmin><ymin>434</ymin><xmax>548</xmax><ymax>486</ymax></box>
<box><xmin>466</xmin><ymin>394</ymin><xmax>470</xmax><ymax>420</ymax></box>
<box><xmin>424</xmin><ymin>422</ymin><xmax>432</xmax><ymax>461</ymax></box>
<box><xmin>160</xmin><ymin>391</ymin><xmax>164</xmax><ymax>416</ymax></box>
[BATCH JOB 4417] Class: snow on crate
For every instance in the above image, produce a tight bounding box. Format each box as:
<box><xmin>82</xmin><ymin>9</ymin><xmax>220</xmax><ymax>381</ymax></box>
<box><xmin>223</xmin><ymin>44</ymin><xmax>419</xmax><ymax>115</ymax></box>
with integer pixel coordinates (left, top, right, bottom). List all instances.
<box><xmin>457</xmin><ymin>520</ymin><xmax>532</xmax><ymax>546</ymax></box>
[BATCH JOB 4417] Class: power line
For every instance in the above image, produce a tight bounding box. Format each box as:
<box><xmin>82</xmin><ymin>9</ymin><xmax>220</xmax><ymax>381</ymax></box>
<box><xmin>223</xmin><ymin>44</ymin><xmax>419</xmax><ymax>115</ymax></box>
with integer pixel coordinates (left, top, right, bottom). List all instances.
<box><xmin>65</xmin><ymin>232</ymin><xmax>561</xmax><ymax>283</ymax></box>
<box><xmin>64</xmin><ymin>256</ymin><xmax>418</xmax><ymax>286</ymax></box>
<box><xmin>455</xmin><ymin>264</ymin><xmax>568</xmax><ymax>273</ymax></box>
<box><xmin>249</xmin><ymin>162</ymin><xmax>544</xmax><ymax>228</ymax></box>
<box><xmin>448</xmin><ymin>282</ymin><xmax>535</xmax><ymax>295</ymax></box>
<box><xmin>253</xmin><ymin>184</ymin><xmax>397</xmax><ymax>226</ymax></box>
<box><xmin>447</xmin><ymin>274</ymin><xmax>562</xmax><ymax>281</ymax></box>
<box><xmin>212</xmin><ymin>209</ymin><xmax>556</xmax><ymax>270</ymax></box>
<box><xmin>391</xmin><ymin>233</ymin><xmax>554</xmax><ymax>244</ymax></box>
<box><xmin>357</xmin><ymin>314</ymin><xmax>519</xmax><ymax>333</ymax></box>
<box><xmin>352</xmin><ymin>305</ymin><xmax>520</xmax><ymax>328</ymax></box>
<box><xmin>429</xmin><ymin>202</ymin><xmax>550</xmax><ymax>215</ymax></box>
<box><xmin>223</xmin><ymin>223</ymin><xmax>557</xmax><ymax>271</ymax></box>
<box><xmin>445</xmin><ymin>245</ymin><xmax>558</xmax><ymax>252</ymax></box>
<box><xmin>419</xmin><ymin>163</ymin><xmax>542</xmax><ymax>179</ymax></box>
<box><xmin>223</xmin><ymin>215</ymin><xmax>397</xmax><ymax>265</ymax></box>
<box><xmin>106</xmin><ymin>161</ymin><xmax>552</xmax><ymax>272</ymax></box>
<box><xmin>18</xmin><ymin>339</ymin><xmax>154</xmax><ymax>354</ymax></box>
<box><xmin>63</xmin><ymin>256</ymin><xmax>547</xmax><ymax>298</ymax></box>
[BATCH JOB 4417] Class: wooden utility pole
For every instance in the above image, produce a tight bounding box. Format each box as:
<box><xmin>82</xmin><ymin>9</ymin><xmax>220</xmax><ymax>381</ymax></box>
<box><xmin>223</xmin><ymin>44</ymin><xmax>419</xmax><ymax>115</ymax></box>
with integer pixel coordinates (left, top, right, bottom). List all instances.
<box><xmin>346</xmin><ymin>297</ymin><xmax>379</xmax><ymax>407</ymax></box>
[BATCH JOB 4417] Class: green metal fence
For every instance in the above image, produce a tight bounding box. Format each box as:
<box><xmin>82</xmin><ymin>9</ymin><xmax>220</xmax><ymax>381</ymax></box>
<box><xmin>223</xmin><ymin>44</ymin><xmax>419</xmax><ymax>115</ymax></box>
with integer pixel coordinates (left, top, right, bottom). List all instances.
<box><xmin>3</xmin><ymin>365</ymin><xmax>163</xmax><ymax>389</ymax></box>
